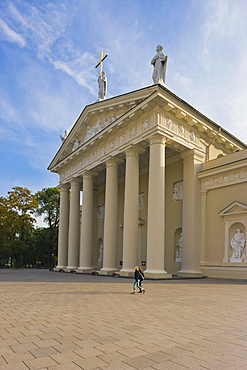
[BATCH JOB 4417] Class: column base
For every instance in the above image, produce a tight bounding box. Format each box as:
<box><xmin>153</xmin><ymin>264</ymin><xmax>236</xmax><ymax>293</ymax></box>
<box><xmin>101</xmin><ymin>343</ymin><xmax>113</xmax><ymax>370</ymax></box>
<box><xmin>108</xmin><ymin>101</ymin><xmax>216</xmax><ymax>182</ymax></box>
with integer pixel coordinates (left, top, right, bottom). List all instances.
<box><xmin>100</xmin><ymin>268</ymin><xmax>119</xmax><ymax>276</ymax></box>
<box><xmin>76</xmin><ymin>267</ymin><xmax>95</xmax><ymax>274</ymax></box>
<box><xmin>119</xmin><ymin>269</ymin><xmax>134</xmax><ymax>277</ymax></box>
<box><xmin>54</xmin><ymin>266</ymin><xmax>66</xmax><ymax>272</ymax></box>
<box><xmin>64</xmin><ymin>266</ymin><xmax>78</xmax><ymax>273</ymax></box>
<box><xmin>177</xmin><ymin>269</ymin><xmax>202</xmax><ymax>278</ymax></box>
<box><xmin>144</xmin><ymin>269</ymin><xmax>172</xmax><ymax>279</ymax></box>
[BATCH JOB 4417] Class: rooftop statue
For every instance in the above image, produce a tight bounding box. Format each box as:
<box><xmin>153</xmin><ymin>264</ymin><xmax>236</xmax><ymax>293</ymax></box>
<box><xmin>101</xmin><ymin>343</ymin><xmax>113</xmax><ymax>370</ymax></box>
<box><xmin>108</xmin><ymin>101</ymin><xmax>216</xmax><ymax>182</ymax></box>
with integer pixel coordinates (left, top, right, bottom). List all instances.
<box><xmin>98</xmin><ymin>71</ymin><xmax>107</xmax><ymax>101</ymax></box>
<box><xmin>60</xmin><ymin>130</ymin><xmax>68</xmax><ymax>142</ymax></box>
<box><xmin>95</xmin><ymin>50</ymin><xmax>108</xmax><ymax>101</ymax></box>
<box><xmin>151</xmin><ymin>45</ymin><xmax>168</xmax><ymax>85</ymax></box>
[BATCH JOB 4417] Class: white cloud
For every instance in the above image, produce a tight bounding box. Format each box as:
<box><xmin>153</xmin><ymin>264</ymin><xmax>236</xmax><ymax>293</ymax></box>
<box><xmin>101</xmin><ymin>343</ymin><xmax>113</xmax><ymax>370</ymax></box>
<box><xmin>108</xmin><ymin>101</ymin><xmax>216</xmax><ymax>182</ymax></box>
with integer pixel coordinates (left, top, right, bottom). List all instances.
<box><xmin>0</xmin><ymin>18</ymin><xmax>26</xmax><ymax>47</ymax></box>
<box><xmin>0</xmin><ymin>92</ymin><xmax>18</xmax><ymax>122</ymax></box>
<box><xmin>51</xmin><ymin>52</ymin><xmax>97</xmax><ymax>95</ymax></box>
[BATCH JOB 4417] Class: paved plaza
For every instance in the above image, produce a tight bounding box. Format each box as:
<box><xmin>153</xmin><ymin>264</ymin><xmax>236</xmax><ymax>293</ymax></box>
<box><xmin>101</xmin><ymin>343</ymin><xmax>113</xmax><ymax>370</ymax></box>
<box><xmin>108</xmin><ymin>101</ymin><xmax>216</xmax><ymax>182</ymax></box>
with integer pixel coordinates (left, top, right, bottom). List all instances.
<box><xmin>0</xmin><ymin>269</ymin><xmax>247</xmax><ymax>370</ymax></box>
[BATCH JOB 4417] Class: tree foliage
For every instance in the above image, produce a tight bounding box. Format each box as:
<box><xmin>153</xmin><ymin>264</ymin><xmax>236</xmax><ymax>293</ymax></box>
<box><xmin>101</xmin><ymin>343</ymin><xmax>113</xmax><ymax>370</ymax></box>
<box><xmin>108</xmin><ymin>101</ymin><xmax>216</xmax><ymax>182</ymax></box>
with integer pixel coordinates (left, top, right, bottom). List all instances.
<box><xmin>0</xmin><ymin>186</ymin><xmax>60</xmax><ymax>269</ymax></box>
<box><xmin>0</xmin><ymin>187</ymin><xmax>38</xmax><ymax>268</ymax></box>
<box><xmin>36</xmin><ymin>187</ymin><xmax>60</xmax><ymax>268</ymax></box>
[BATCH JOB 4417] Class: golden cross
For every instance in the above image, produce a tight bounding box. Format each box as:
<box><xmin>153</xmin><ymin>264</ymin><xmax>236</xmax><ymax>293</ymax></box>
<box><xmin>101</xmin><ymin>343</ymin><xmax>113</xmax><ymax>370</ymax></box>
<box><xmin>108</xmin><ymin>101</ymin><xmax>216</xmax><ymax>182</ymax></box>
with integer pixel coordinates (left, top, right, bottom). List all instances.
<box><xmin>95</xmin><ymin>50</ymin><xmax>108</xmax><ymax>76</ymax></box>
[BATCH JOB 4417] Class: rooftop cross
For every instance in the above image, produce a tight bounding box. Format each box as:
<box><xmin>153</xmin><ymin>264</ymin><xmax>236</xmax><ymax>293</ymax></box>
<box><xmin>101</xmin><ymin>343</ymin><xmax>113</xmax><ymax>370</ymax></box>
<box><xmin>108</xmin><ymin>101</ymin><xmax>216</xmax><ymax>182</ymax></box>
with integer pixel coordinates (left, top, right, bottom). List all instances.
<box><xmin>95</xmin><ymin>50</ymin><xmax>108</xmax><ymax>76</ymax></box>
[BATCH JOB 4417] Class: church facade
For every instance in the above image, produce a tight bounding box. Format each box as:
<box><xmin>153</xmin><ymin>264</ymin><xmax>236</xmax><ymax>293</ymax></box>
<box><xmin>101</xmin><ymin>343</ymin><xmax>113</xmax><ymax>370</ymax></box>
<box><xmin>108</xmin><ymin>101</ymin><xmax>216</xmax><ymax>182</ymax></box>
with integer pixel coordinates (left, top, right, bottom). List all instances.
<box><xmin>48</xmin><ymin>84</ymin><xmax>247</xmax><ymax>279</ymax></box>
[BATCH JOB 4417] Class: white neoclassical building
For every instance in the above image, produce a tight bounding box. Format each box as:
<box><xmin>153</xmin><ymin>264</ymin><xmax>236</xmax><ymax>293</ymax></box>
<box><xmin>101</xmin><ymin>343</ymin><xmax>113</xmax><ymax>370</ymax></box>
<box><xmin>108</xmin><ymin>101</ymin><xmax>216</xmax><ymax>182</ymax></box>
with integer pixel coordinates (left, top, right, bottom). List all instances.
<box><xmin>48</xmin><ymin>83</ymin><xmax>247</xmax><ymax>279</ymax></box>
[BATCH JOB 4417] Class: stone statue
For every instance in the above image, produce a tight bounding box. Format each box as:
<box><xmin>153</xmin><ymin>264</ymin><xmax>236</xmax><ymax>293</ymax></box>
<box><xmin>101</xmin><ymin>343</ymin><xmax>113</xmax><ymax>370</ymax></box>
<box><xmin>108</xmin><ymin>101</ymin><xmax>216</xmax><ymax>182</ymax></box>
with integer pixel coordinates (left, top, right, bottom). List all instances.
<box><xmin>72</xmin><ymin>139</ymin><xmax>80</xmax><ymax>152</ymax></box>
<box><xmin>60</xmin><ymin>130</ymin><xmax>68</xmax><ymax>142</ymax></box>
<box><xmin>175</xmin><ymin>233</ymin><xmax>182</xmax><ymax>261</ymax></box>
<box><xmin>173</xmin><ymin>181</ymin><xmax>183</xmax><ymax>201</ymax></box>
<box><xmin>230</xmin><ymin>229</ymin><xmax>246</xmax><ymax>261</ymax></box>
<box><xmin>98</xmin><ymin>243</ymin><xmax>103</xmax><ymax>262</ymax></box>
<box><xmin>98</xmin><ymin>71</ymin><xmax>107</xmax><ymax>101</ymax></box>
<box><xmin>151</xmin><ymin>45</ymin><xmax>168</xmax><ymax>85</ymax></box>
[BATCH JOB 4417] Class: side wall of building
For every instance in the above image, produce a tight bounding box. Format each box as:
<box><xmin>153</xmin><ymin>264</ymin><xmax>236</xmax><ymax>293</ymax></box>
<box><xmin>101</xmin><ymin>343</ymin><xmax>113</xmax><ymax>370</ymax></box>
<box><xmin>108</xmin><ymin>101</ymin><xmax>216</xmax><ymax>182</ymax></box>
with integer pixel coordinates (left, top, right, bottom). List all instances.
<box><xmin>199</xmin><ymin>150</ymin><xmax>247</xmax><ymax>279</ymax></box>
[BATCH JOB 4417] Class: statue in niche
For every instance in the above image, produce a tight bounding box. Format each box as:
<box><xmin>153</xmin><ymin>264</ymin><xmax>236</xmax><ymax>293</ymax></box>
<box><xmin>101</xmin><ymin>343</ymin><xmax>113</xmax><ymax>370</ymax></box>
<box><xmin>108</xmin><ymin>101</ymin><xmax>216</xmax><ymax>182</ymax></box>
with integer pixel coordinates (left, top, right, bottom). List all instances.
<box><xmin>60</xmin><ymin>130</ymin><xmax>68</xmax><ymax>142</ymax></box>
<box><xmin>98</xmin><ymin>71</ymin><xmax>107</xmax><ymax>101</ymax></box>
<box><xmin>138</xmin><ymin>193</ymin><xmax>144</xmax><ymax>209</ymax></box>
<box><xmin>175</xmin><ymin>233</ymin><xmax>182</xmax><ymax>262</ymax></box>
<box><xmin>151</xmin><ymin>45</ymin><xmax>168</xmax><ymax>85</ymax></box>
<box><xmin>98</xmin><ymin>243</ymin><xmax>103</xmax><ymax>262</ymax></box>
<box><xmin>230</xmin><ymin>229</ymin><xmax>246</xmax><ymax>261</ymax></box>
<box><xmin>173</xmin><ymin>181</ymin><xmax>183</xmax><ymax>201</ymax></box>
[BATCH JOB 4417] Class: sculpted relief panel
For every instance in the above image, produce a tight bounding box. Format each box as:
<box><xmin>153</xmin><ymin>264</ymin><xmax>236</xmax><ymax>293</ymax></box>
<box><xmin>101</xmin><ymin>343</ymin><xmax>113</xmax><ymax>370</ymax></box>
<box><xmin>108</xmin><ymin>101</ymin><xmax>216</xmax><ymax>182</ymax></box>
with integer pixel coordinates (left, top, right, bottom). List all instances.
<box><xmin>72</xmin><ymin>114</ymin><xmax>121</xmax><ymax>152</ymax></box>
<box><xmin>162</xmin><ymin>114</ymin><xmax>197</xmax><ymax>143</ymax></box>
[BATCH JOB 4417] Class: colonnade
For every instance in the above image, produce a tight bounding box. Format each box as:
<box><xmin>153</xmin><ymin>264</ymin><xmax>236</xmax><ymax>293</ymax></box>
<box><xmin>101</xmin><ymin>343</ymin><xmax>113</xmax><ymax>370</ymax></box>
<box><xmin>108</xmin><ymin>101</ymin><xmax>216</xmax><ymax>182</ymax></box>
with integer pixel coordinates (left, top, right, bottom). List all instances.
<box><xmin>56</xmin><ymin>134</ymin><xmax>204</xmax><ymax>278</ymax></box>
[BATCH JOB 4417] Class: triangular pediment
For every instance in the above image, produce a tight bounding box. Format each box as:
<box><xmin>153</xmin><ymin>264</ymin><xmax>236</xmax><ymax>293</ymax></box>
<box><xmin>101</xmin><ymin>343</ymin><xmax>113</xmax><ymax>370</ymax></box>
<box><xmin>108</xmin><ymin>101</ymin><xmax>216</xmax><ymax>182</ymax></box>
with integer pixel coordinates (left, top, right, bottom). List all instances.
<box><xmin>48</xmin><ymin>85</ymin><xmax>157</xmax><ymax>171</ymax></box>
<box><xmin>219</xmin><ymin>201</ymin><xmax>247</xmax><ymax>216</ymax></box>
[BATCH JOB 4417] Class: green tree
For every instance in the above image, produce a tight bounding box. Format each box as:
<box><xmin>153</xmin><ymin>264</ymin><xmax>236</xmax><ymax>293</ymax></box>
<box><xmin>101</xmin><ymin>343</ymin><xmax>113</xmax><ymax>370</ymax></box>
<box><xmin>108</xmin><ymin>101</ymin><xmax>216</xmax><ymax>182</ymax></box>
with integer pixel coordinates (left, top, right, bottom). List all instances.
<box><xmin>36</xmin><ymin>187</ymin><xmax>60</xmax><ymax>269</ymax></box>
<box><xmin>0</xmin><ymin>187</ymin><xmax>38</xmax><ymax>268</ymax></box>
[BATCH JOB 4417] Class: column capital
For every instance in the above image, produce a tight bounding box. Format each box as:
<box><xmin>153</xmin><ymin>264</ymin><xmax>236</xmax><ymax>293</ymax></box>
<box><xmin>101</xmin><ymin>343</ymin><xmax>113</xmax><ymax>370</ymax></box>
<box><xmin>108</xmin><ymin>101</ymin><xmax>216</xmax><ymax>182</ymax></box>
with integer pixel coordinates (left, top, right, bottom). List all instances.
<box><xmin>180</xmin><ymin>148</ymin><xmax>205</xmax><ymax>163</ymax></box>
<box><xmin>82</xmin><ymin>170</ymin><xmax>98</xmax><ymax>180</ymax></box>
<box><xmin>105</xmin><ymin>157</ymin><xmax>123</xmax><ymax>168</ymax></box>
<box><xmin>149</xmin><ymin>134</ymin><xmax>166</xmax><ymax>146</ymax></box>
<box><xmin>58</xmin><ymin>183</ymin><xmax>70</xmax><ymax>191</ymax></box>
<box><xmin>70</xmin><ymin>178</ymin><xmax>82</xmax><ymax>186</ymax></box>
<box><xmin>125</xmin><ymin>145</ymin><xmax>145</xmax><ymax>158</ymax></box>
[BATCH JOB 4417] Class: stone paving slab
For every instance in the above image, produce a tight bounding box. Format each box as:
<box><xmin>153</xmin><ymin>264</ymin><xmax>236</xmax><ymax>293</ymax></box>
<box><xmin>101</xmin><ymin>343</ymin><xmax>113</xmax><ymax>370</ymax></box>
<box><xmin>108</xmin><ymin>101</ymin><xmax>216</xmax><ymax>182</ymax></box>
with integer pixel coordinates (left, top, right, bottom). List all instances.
<box><xmin>0</xmin><ymin>269</ymin><xmax>247</xmax><ymax>369</ymax></box>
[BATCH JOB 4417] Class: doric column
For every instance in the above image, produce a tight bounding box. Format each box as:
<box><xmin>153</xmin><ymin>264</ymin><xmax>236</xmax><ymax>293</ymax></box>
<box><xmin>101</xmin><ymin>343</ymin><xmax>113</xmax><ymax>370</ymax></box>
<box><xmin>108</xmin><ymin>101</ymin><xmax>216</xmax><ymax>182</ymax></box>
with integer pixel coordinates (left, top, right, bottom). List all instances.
<box><xmin>120</xmin><ymin>148</ymin><xmax>141</xmax><ymax>276</ymax></box>
<box><xmin>145</xmin><ymin>135</ymin><xmax>171</xmax><ymax>278</ymax></box>
<box><xmin>55</xmin><ymin>184</ymin><xmax>69</xmax><ymax>270</ymax></box>
<box><xmin>101</xmin><ymin>159</ymin><xmax>121</xmax><ymax>275</ymax></box>
<box><xmin>66</xmin><ymin>179</ymin><xmax>81</xmax><ymax>271</ymax></box>
<box><xmin>77</xmin><ymin>172</ymin><xmax>95</xmax><ymax>272</ymax></box>
<box><xmin>178</xmin><ymin>149</ymin><xmax>205</xmax><ymax>277</ymax></box>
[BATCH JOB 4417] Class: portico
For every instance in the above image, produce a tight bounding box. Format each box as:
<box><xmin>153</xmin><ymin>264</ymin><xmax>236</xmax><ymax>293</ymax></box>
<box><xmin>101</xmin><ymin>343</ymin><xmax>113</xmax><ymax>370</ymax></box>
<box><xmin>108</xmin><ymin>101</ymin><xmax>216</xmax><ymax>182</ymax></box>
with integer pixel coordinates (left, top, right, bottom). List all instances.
<box><xmin>49</xmin><ymin>84</ymin><xmax>246</xmax><ymax>279</ymax></box>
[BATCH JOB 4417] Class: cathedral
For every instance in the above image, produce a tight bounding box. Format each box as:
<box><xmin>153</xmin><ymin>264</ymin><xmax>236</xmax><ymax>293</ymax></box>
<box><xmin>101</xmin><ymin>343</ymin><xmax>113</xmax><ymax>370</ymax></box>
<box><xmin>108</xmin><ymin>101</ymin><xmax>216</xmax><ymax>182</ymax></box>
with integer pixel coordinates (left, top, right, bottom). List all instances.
<box><xmin>48</xmin><ymin>48</ymin><xmax>247</xmax><ymax>279</ymax></box>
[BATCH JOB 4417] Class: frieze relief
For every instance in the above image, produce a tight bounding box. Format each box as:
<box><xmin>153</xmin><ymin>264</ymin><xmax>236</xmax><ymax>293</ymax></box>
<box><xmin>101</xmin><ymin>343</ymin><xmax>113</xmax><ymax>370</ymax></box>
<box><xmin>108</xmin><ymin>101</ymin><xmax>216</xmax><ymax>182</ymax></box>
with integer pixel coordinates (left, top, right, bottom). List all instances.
<box><xmin>130</xmin><ymin>126</ymin><xmax>137</xmax><ymax>138</ymax></box>
<box><xmin>142</xmin><ymin>118</ymin><xmax>150</xmax><ymax>131</ymax></box>
<box><xmin>178</xmin><ymin>125</ymin><xmax>185</xmax><ymax>136</ymax></box>
<box><xmin>110</xmin><ymin>140</ymin><xmax>115</xmax><ymax>150</ymax></box>
<box><xmin>101</xmin><ymin>146</ymin><xmax>106</xmax><ymax>156</ymax></box>
<box><xmin>165</xmin><ymin>116</ymin><xmax>173</xmax><ymax>129</ymax></box>
<box><xmin>189</xmin><ymin>131</ymin><xmax>196</xmax><ymax>142</ymax></box>
<box><xmin>201</xmin><ymin>168</ymin><xmax>247</xmax><ymax>190</ymax></box>
<box><xmin>71</xmin><ymin>114</ymin><xmax>121</xmax><ymax>152</ymax></box>
<box><xmin>162</xmin><ymin>114</ymin><xmax>196</xmax><ymax>142</ymax></box>
<box><xmin>119</xmin><ymin>133</ymin><xmax>126</xmax><ymax>145</ymax></box>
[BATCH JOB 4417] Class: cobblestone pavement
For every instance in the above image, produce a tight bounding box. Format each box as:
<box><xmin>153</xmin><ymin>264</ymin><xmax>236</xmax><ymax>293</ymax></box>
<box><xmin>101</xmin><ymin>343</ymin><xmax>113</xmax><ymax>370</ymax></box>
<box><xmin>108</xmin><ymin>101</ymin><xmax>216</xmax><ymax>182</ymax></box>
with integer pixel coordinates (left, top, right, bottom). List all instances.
<box><xmin>0</xmin><ymin>269</ymin><xmax>247</xmax><ymax>369</ymax></box>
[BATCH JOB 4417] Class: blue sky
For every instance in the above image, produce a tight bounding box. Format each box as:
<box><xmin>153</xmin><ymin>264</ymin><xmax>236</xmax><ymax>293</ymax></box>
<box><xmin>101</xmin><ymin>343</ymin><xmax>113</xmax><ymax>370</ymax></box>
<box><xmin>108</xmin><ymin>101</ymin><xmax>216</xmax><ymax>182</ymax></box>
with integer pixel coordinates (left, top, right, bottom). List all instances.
<box><xmin>1</xmin><ymin>0</ymin><xmax>247</xmax><ymax>198</ymax></box>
